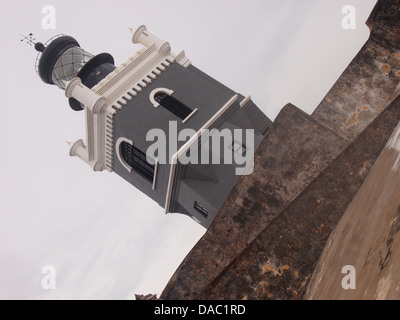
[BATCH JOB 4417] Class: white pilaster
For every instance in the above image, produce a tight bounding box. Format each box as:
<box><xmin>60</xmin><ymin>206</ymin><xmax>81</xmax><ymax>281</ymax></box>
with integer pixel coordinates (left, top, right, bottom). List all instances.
<box><xmin>65</xmin><ymin>78</ymin><xmax>110</xmax><ymax>172</ymax></box>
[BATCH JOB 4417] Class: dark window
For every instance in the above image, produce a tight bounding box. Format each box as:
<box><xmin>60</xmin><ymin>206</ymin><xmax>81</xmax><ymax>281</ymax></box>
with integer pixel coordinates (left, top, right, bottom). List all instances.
<box><xmin>194</xmin><ymin>201</ymin><xmax>209</xmax><ymax>219</ymax></box>
<box><xmin>155</xmin><ymin>92</ymin><xmax>193</xmax><ymax>121</ymax></box>
<box><xmin>121</xmin><ymin>142</ymin><xmax>155</xmax><ymax>183</ymax></box>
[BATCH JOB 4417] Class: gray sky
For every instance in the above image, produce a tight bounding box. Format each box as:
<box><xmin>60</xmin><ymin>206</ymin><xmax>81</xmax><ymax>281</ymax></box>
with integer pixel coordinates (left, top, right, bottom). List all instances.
<box><xmin>0</xmin><ymin>0</ymin><xmax>376</xmax><ymax>299</ymax></box>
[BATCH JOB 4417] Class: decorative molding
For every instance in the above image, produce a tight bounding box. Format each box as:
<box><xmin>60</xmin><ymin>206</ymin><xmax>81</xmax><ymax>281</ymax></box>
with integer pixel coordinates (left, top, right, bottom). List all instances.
<box><xmin>131</xmin><ymin>25</ymin><xmax>147</xmax><ymax>44</ymax></box>
<box><xmin>105</xmin><ymin>111</ymin><xmax>116</xmax><ymax>171</ymax></box>
<box><xmin>94</xmin><ymin>45</ymin><xmax>177</xmax><ymax>110</ymax></box>
<box><xmin>175</xmin><ymin>51</ymin><xmax>191</xmax><ymax>68</ymax></box>
<box><xmin>149</xmin><ymin>88</ymin><xmax>174</xmax><ymax>108</ymax></box>
<box><xmin>152</xmin><ymin>160</ymin><xmax>159</xmax><ymax>191</ymax></box>
<box><xmin>115</xmin><ymin>137</ymin><xmax>134</xmax><ymax>173</ymax></box>
<box><xmin>65</xmin><ymin>78</ymin><xmax>105</xmax><ymax>114</ymax></box>
<box><xmin>69</xmin><ymin>139</ymin><xmax>85</xmax><ymax>157</ymax></box>
<box><xmin>130</xmin><ymin>25</ymin><xmax>171</xmax><ymax>56</ymax></box>
<box><xmin>92</xmin><ymin>26</ymin><xmax>191</xmax><ymax>109</ymax></box>
<box><xmin>240</xmin><ymin>95</ymin><xmax>252</xmax><ymax>109</ymax></box>
<box><xmin>65</xmin><ymin>78</ymin><xmax>110</xmax><ymax>172</ymax></box>
<box><xmin>150</xmin><ymin>88</ymin><xmax>197</xmax><ymax>123</ymax></box>
<box><xmin>182</xmin><ymin>108</ymin><xmax>198</xmax><ymax>124</ymax></box>
<box><xmin>64</xmin><ymin>77</ymin><xmax>81</xmax><ymax>98</ymax></box>
<box><xmin>66</xmin><ymin>26</ymin><xmax>192</xmax><ymax>173</ymax></box>
<box><xmin>92</xmin><ymin>97</ymin><xmax>108</xmax><ymax>114</ymax></box>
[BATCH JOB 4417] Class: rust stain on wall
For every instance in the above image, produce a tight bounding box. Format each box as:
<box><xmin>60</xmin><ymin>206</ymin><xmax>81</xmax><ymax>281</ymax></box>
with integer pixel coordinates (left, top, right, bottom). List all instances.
<box><xmin>346</xmin><ymin>113</ymin><xmax>358</xmax><ymax>127</ymax></box>
<box><xmin>261</xmin><ymin>260</ymin><xmax>290</xmax><ymax>277</ymax></box>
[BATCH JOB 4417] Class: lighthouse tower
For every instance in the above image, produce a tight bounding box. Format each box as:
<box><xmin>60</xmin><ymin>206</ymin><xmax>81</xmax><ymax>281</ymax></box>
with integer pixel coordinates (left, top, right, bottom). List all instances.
<box><xmin>34</xmin><ymin>27</ymin><xmax>272</xmax><ymax>228</ymax></box>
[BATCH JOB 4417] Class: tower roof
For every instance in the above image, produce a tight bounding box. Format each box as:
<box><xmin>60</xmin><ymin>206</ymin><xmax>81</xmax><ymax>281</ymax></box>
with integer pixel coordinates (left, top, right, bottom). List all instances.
<box><xmin>36</xmin><ymin>35</ymin><xmax>80</xmax><ymax>85</ymax></box>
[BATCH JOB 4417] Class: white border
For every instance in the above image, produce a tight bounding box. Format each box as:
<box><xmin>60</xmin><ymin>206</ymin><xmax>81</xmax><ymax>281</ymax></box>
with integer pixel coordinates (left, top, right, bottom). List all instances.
<box><xmin>240</xmin><ymin>95</ymin><xmax>252</xmax><ymax>108</ymax></box>
<box><xmin>182</xmin><ymin>108</ymin><xmax>198</xmax><ymax>124</ymax></box>
<box><xmin>152</xmin><ymin>160</ymin><xmax>159</xmax><ymax>190</ymax></box>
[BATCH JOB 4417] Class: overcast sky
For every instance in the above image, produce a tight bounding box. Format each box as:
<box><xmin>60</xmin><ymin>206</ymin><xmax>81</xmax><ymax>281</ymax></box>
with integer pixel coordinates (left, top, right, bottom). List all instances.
<box><xmin>0</xmin><ymin>0</ymin><xmax>376</xmax><ymax>299</ymax></box>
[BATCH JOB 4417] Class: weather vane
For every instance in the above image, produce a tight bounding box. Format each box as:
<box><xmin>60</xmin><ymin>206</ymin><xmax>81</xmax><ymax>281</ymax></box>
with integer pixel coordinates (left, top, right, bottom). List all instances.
<box><xmin>20</xmin><ymin>33</ymin><xmax>36</xmax><ymax>46</ymax></box>
<box><xmin>20</xmin><ymin>33</ymin><xmax>46</xmax><ymax>53</ymax></box>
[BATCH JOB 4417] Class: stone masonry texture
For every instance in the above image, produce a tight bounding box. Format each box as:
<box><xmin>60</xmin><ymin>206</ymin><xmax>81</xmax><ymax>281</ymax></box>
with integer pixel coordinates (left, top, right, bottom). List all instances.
<box><xmin>160</xmin><ymin>0</ymin><xmax>400</xmax><ymax>300</ymax></box>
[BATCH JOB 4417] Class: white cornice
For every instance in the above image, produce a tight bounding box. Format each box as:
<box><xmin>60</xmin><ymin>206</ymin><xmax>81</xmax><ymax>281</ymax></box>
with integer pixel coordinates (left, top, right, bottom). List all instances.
<box><xmin>92</xmin><ymin>25</ymin><xmax>191</xmax><ymax>110</ymax></box>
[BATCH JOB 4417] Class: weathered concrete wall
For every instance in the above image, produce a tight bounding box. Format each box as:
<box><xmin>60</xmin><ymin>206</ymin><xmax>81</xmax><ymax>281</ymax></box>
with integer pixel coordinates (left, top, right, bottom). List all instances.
<box><xmin>160</xmin><ymin>0</ymin><xmax>400</xmax><ymax>300</ymax></box>
<box><xmin>197</xmin><ymin>95</ymin><xmax>400</xmax><ymax>300</ymax></box>
<box><xmin>306</xmin><ymin>122</ymin><xmax>400</xmax><ymax>300</ymax></box>
<box><xmin>312</xmin><ymin>0</ymin><xmax>400</xmax><ymax>141</ymax></box>
<box><xmin>161</xmin><ymin>104</ymin><xmax>347</xmax><ymax>299</ymax></box>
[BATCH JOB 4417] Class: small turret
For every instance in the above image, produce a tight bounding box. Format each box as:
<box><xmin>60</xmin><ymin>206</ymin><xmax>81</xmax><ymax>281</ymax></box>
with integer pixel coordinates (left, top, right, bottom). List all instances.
<box><xmin>35</xmin><ymin>34</ymin><xmax>116</xmax><ymax>110</ymax></box>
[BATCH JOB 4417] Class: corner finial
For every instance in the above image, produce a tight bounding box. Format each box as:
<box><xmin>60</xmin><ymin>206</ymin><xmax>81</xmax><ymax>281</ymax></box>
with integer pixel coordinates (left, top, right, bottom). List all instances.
<box><xmin>35</xmin><ymin>42</ymin><xmax>45</xmax><ymax>52</ymax></box>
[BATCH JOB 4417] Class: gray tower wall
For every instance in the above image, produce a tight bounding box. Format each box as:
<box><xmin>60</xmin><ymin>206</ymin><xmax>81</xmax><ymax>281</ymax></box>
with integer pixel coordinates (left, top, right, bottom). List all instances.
<box><xmin>112</xmin><ymin>61</ymin><xmax>271</xmax><ymax>227</ymax></box>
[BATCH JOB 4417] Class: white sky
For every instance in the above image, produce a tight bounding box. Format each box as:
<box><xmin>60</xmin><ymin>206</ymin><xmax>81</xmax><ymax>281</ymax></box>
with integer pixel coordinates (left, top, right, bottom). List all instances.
<box><xmin>0</xmin><ymin>0</ymin><xmax>376</xmax><ymax>300</ymax></box>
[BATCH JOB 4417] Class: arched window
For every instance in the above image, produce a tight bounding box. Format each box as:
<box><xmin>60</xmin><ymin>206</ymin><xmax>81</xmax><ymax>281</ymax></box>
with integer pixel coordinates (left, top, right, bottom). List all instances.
<box><xmin>118</xmin><ymin>139</ymin><xmax>155</xmax><ymax>183</ymax></box>
<box><xmin>150</xmin><ymin>88</ymin><xmax>197</xmax><ymax>123</ymax></box>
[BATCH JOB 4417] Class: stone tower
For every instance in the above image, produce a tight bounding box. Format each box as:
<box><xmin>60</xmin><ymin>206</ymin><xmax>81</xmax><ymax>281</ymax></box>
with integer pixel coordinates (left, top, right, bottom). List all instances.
<box><xmin>34</xmin><ymin>26</ymin><xmax>272</xmax><ymax>228</ymax></box>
